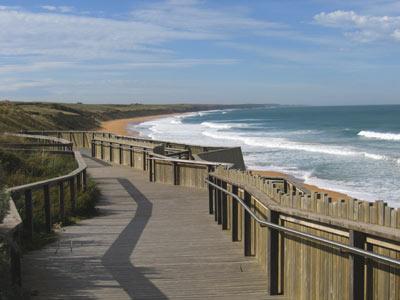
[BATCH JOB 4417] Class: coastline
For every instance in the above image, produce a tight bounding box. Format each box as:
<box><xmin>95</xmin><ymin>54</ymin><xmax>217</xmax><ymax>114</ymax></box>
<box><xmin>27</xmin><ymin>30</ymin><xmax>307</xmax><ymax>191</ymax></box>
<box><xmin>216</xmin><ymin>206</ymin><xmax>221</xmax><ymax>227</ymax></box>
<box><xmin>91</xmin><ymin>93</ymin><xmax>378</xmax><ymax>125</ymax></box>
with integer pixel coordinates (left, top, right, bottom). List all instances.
<box><xmin>100</xmin><ymin>113</ymin><xmax>356</xmax><ymax>202</ymax></box>
<box><xmin>99</xmin><ymin>113</ymin><xmax>182</xmax><ymax>136</ymax></box>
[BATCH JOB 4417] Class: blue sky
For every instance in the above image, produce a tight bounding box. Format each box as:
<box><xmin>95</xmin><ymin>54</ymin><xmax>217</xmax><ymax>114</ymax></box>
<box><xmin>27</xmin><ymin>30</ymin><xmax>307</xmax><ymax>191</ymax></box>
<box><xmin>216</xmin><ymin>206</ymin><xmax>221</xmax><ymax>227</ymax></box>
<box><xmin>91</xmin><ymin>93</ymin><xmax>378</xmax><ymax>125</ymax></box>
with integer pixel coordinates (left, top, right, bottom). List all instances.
<box><xmin>0</xmin><ymin>0</ymin><xmax>399</xmax><ymax>105</ymax></box>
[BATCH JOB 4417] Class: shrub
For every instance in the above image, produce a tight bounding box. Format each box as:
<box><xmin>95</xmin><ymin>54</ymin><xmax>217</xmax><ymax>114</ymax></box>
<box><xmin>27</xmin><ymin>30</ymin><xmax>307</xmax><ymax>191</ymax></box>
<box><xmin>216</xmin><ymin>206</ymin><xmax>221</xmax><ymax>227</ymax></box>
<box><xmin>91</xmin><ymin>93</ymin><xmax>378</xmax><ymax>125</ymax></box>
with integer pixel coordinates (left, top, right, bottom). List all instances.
<box><xmin>76</xmin><ymin>179</ymin><xmax>100</xmax><ymax>217</ymax></box>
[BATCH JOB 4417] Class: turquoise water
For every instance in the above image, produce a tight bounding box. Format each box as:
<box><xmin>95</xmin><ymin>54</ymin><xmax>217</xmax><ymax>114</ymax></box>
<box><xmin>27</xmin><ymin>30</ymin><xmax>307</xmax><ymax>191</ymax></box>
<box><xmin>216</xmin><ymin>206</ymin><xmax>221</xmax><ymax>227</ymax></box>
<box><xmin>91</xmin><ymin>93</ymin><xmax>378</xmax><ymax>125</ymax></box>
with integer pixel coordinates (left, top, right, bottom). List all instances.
<box><xmin>133</xmin><ymin>105</ymin><xmax>400</xmax><ymax>206</ymax></box>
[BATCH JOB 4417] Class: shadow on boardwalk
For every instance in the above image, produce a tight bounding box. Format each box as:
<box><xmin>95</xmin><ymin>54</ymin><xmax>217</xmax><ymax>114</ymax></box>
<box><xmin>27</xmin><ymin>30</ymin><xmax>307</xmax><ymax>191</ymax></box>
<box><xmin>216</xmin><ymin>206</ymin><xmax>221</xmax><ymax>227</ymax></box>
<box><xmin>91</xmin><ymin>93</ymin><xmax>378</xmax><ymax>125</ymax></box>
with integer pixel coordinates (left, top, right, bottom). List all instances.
<box><xmin>101</xmin><ymin>178</ymin><xmax>168</xmax><ymax>299</ymax></box>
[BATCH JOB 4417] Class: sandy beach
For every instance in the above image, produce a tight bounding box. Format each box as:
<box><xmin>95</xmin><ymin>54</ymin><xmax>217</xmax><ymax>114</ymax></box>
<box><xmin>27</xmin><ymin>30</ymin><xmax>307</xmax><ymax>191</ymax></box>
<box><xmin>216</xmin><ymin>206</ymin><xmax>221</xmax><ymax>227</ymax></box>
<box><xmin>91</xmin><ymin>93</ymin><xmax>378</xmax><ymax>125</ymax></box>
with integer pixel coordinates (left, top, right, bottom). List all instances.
<box><xmin>100</xmin><ymin>114</ymin><xmax>354</xmax><ymax>202</ymax></box>
<box><xmin>99</xmin><ymin>113</ymin><xmax>181</xmax><ymax>136</ymax></box>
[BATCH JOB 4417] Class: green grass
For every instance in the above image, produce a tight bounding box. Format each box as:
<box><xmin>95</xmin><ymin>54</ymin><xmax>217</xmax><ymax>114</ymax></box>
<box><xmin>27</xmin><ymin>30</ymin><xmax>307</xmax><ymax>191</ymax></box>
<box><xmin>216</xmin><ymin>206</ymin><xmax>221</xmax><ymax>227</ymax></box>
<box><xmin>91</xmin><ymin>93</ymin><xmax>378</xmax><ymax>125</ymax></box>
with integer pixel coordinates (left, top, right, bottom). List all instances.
<box><xmin>0</xmin><ymin>149</ymin><xmax>77</xmax><ymax>187</ymax></box>
<box><xmin>0</xmin><ymin>100</ymin><xmax>262</xmax><ymax>132</ymax></box>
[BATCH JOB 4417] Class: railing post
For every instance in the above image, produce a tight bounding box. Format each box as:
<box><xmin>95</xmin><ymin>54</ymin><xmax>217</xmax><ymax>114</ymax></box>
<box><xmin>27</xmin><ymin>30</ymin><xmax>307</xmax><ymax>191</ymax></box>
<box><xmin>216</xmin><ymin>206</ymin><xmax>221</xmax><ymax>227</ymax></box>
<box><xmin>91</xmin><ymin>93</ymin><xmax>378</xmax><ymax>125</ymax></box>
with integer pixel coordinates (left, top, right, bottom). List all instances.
<box><xmin>119</xmin><ymin>144</ymin><xmax>123</xmax><ymax>164</ymax></box>
<box><xmin>76</xmin><ymin>173</ymin><xmax>82</xmax><ymax>192</ymax></box>
<box><xmin>130</xmin><ymin>146</ymin><xmax>133</xmax><ymax>167</ymax></box>
<box><xmin>44</xmin><ymin>185</ymin><xmax>52</xmax><ymax>233</ymax></box>
<box><xmin>109</xmin><ymin>143</ymin><xmax>113</xmax><ymax>162</ymax></box>
<box><xmin>208</xmin><ymin>176</ymin><xmax>214</xmax><ymax>215</ymax></box>
<box><xmin>142</xmin><ymin>151</ymin><xmax>146</xmax><ymax>170</ymax></box>
<box><xmin>267</xmin><ymin>210</ymin><xmax>280</xmax><ymax>295</ymax></box>
<box><xmin>214</xmin><ymin>179</ymin><xmax>219</xmax><ymax>222</ymax></box>
<box><xmin>70</xmin><ymin>177</ymin><xmax>76</xmax><ymax>213</ymax></box>
<box><xmin>217</xmin><ymin>179</ymin><xmax>222</xmax><ymax>225</ymax></box>
<box><xmin>349</xmin><ymin>230</ymin><xmax>366</xmax><ymax>300</ymax></box>
<box><xmin>149</xmin><ymin>156</ymin><xmax>153</xmax><ymax>182</ymax></box>
<box><xmin>232</xmin><ymin>185</ymin><xmax>239</xmax><ymax>241</ymax></box>
<box><xmin>244</xmin><ymin>191</ymin><xmax>252</xmax><ymax>256</ymax></box>
<box><xmin>83</xmin><ymin>170</ymin><xmax>87</xmax><ymax>192</ymax></box>
<box><xmin>173</xmin><ymin>162</ymin><xmax>179</xmax><ymax>185</ymax></box>
<box><xmin>24</xmin><ymin>189</ymin><xmax>33</xmax><ymax>240</ymax></box>
<box><xmin>91</xmin><ymin>140</ymin><xmax>96</xmax><ymax>157</ymax></box>
<box><xmin>222</xmin><ymin>181</ymin><xmax>228</xmax><ymax>230</ymax></box>
<box><xmin>59</xmin><ymin>181</ymin><xmax>65</xmax><ymax>223</ymax></box>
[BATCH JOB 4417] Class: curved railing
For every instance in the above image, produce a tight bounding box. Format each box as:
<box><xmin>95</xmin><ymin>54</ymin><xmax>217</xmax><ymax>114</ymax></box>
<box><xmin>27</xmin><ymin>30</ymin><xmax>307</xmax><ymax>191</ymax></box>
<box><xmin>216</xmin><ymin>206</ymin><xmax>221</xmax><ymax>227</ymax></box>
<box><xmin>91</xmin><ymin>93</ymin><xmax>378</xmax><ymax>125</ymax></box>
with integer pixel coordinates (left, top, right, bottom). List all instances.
<box><xmin>0</xmin><ymin>134</ymin><xmax>87</xmax><ymax>287</ymax></box>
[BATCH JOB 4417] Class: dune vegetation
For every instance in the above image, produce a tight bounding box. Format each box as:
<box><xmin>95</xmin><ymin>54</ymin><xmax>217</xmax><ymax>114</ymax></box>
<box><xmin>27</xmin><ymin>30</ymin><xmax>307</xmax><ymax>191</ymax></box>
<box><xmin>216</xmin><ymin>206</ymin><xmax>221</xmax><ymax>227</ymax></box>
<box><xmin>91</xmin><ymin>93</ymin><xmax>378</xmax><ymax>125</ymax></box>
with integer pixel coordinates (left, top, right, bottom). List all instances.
<box><xmin>0</xmin><ymin>101</ymin><xmax>252</xmax><ymax>132</ymax></box>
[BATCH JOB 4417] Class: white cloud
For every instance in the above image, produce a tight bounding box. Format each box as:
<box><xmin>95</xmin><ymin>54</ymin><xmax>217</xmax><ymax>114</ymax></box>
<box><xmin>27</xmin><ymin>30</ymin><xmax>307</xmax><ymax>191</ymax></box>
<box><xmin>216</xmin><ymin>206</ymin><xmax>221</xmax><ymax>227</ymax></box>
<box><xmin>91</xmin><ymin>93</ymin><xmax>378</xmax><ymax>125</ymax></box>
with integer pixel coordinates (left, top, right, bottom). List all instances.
<box><xmin>314</xmin><ymin>10</ymin><xmax>400</xmax><ymax>42</ymax></box>
<box><xmin>41</xmin><ymin>5</ymin><xmax>57</xmax><ymax>11</ymax></box>
<box><xmin>131</xmin><ymin>0</ymin><xmax>283</xmax><ymax>34</ymax></box>
<box><xmin>0</xmin><ymin>8</ymin><xmax>219</xmax><ymax>59</ymax></box>
<box><xmin>0</xmin><ymin>2</ymin><xmax>277</xmax><ymax>63</ymax></box>
<box><xmin>41</xmin><ymin>5</ymin><xmax>74</xmax><ymax>13</ymax></box>
<box><xmin>0</xmin><ymin>78</ymin><xmax>53</xmax><ymax>92</ymax></box>
<box><xmin>392</xmin><ymin>29</ymin><xmax>400</xmax><ymax>40</ymax></box>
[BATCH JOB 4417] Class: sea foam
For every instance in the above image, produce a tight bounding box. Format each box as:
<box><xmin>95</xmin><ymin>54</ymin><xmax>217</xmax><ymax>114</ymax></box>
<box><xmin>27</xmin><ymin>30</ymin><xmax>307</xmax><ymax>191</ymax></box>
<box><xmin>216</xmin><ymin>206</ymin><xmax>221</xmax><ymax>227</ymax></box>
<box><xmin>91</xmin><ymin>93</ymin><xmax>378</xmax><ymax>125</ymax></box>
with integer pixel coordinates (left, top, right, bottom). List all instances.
<box><xmin>201</xmin><ymin>122</ymin><xmax>232</xmax><ymax>129</ymax></box>
<box><xmin>202</xmin><ymin>130</ymin><xmax>391</xmax><ymax>161</ymax></box>
<box><xmin>358</xmin><ymin>130</ymin><xmax>400</xmax><ymax>141</ymax></box>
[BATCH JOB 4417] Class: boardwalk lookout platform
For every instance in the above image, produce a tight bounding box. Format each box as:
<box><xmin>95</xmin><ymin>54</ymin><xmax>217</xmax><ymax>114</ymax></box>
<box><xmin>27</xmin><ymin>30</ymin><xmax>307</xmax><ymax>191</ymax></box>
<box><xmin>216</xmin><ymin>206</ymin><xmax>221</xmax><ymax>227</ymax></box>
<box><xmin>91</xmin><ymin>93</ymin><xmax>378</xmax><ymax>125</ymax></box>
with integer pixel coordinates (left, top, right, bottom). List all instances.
<box><xmin>2</xmin><ymin>131</ymin><xmax>400</xmax><ymax>299</ymax></box>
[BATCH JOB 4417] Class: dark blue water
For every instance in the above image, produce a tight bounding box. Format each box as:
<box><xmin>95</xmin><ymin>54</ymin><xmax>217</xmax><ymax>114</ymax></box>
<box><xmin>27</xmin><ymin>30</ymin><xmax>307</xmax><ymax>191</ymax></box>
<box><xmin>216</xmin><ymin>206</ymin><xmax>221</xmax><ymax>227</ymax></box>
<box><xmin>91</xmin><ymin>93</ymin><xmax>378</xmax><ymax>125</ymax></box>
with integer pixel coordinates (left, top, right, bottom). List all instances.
<box><xmin>134</xmin><ymin>105</ymin><xmax>400</xmax><ymax>206</ymax></box>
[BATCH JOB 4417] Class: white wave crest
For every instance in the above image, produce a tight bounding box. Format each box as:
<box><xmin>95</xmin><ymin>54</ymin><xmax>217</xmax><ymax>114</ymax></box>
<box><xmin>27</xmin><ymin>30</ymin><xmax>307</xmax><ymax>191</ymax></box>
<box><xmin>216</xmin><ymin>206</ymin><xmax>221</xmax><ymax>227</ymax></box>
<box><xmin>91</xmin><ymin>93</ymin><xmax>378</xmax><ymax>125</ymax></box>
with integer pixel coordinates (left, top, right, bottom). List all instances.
<box><xmin>202</xmin><ymin>131</ymin><xmax>394</xmax><ymax>162</ymax></box>
<box><xmin>170</xmin><ymin>119</ymin><xmax>182</xmax><ymax>124</ymax></box>
<box><xmin>201</xmin><ymin>122</ymin><xmax>232</xmax><ymax>129</ymax></box>
<box><xmin>358</xmin><ymin>130</ymin><xmax>400</xmax><ymax>141</ymax></box>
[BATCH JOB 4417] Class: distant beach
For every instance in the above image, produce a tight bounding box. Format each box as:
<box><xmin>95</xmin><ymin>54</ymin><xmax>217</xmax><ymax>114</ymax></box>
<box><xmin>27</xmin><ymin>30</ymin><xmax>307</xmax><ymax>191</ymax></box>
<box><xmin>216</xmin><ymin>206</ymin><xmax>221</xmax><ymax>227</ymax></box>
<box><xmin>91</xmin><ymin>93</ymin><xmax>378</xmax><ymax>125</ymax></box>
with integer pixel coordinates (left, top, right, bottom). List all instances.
<box><xmin>99</xmin><ymin>113</ymin><xmax>183</xmax><ymax>136</ymax></box>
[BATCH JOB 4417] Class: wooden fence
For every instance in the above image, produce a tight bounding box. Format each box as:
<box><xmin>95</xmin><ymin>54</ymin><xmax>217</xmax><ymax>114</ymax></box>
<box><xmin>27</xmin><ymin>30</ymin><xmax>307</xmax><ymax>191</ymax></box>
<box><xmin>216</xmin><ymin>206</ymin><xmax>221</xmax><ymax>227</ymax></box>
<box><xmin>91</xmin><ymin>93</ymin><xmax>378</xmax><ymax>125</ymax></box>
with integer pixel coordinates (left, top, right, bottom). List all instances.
<box><xmin>90</xmin><ymin>137</ymin><xmax>230</xmax><ymax>188</ymax></box>
<box><xmin>0</xmin><ymin>135</ymin><xmax>88</xmax><ymax>287</ymax></box>
<box><xmin>209</xmin><ymin>167</ymin><xmax>400</xmax><ymax>300</ymax></box>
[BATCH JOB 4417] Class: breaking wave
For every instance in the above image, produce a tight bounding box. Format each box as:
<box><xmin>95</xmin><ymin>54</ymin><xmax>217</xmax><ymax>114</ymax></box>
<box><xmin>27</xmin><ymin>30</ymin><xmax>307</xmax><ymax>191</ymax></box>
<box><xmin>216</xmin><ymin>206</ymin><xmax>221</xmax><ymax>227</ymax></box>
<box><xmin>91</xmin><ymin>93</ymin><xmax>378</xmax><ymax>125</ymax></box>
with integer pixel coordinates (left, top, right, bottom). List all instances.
<box><xmin>358</xmin><ymin>130</ymin><xmax>400</xmax><ymax>141</ymax></box>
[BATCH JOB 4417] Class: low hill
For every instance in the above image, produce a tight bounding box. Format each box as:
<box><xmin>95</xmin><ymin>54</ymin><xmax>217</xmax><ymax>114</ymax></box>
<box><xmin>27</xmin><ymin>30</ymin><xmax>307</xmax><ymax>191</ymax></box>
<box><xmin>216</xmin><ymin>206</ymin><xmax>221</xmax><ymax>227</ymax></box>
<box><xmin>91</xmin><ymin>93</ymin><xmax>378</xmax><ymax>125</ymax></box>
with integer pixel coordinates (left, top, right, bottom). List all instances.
<box><xmin>0</xmin><ymin>101</ymin><xmax>263</xmax><ymax>132</ymax></box>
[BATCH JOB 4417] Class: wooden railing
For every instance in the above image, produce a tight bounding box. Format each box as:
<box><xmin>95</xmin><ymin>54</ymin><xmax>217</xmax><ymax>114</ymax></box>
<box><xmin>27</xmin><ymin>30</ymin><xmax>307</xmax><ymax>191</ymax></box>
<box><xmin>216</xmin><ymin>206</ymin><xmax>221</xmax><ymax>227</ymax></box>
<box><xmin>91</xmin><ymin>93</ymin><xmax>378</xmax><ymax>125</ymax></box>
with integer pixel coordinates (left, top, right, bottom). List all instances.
<box><xmin>208</xmin><ymin>168</ymin><xmax>400</xmax><ymax>300</ymax></box>
<box><xmin>90</xmin><ymin>137</ymin><xmax>231</xmax><ymax>188</ymax></box>
<box><xmin>0</xmin><ymin>135</ymin><xmax>87</xmax><ymax>287</ymax></box>
<box><xmin>8</xmin><ymin>150</ymin><xmax>87</xmax><ymax>239</ymax></box>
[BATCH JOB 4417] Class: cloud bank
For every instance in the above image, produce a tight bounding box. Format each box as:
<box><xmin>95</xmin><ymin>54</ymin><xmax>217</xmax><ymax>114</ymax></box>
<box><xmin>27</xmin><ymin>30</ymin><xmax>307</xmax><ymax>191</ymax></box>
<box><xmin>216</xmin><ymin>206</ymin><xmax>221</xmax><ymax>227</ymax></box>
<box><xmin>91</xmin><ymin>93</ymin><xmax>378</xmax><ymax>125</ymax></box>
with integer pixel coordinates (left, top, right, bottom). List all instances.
<box><xmin>314</xmin><ymin>10</ymin><xmax>400</xmax><ymax>42</ymax></box>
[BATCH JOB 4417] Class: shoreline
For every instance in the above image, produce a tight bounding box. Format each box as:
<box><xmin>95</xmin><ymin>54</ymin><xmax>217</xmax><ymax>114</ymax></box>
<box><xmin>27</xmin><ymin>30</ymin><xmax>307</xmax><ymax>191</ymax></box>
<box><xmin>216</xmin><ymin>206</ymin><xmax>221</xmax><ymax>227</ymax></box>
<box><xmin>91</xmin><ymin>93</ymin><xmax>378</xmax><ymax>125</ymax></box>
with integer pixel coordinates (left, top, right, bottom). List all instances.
<box><xmin>99</xmin><ymin>113</ymin><xmax>356</xmax><ymax>202</ymax></box>
<box><xmin>99</xmin><ymin>113</ymin><xmax>183</xmax><ymax>136</ymax></box>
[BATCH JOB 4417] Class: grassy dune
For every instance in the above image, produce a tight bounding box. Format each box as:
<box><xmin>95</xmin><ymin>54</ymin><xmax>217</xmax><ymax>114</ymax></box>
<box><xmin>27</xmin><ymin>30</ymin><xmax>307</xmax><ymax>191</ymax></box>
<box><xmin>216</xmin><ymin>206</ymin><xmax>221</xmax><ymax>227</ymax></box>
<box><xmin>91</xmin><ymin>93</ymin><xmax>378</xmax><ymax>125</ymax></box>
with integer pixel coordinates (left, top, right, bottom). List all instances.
<box><xmin>0</xmin><ymin>101</ymin><xmax>257</xmax><ymax>132</ymax></box>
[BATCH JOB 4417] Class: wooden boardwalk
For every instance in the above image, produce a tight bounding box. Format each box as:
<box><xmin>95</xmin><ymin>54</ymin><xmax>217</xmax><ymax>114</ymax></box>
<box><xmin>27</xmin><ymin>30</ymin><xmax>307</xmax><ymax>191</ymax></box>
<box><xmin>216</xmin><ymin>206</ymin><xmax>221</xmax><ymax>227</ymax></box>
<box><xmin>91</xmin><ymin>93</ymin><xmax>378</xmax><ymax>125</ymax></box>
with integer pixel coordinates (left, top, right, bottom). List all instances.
<box><xmin>22</xmin><ymin>155</ymin><xmax>286</xmax><ymax>299</ymax></box>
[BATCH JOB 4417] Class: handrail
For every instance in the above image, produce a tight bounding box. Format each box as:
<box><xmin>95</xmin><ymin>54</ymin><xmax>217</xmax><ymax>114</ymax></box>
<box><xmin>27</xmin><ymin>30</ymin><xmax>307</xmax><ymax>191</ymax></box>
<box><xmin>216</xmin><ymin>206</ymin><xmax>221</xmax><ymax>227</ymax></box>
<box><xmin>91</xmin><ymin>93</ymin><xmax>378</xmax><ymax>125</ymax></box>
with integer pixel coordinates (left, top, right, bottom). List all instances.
<box><xmin>205</xmin><ymin>179</ymin><xmax>400</xmax><ymax>268</ymax></box>
<box><xmin>92</xmin><ymin>139</ymin><xmax>156</xmax><ymax>151</ymax></box>
<box><xmin>149</xmin><ymin>154</ymin><xmax>233</xmax><ymax>167</ymax></box>
<box><xmin>7</xmin><ymin>151</ymin><xmax>86</xmax><ymax>194</ymax></box>
<box><xmin>7</xmin><ymin>133</ymin><xmax>72</xmax><ymax>146</ymax></box>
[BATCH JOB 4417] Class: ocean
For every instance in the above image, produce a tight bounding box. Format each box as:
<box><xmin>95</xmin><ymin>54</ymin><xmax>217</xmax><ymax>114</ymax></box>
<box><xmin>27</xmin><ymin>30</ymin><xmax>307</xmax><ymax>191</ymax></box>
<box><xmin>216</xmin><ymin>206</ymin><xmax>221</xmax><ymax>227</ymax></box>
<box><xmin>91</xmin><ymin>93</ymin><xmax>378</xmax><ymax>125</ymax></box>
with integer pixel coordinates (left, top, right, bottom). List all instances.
<box><xmin>131</xmin><ymin>105</ymin><xmax>400</xmax><ymax>207</ymax></box>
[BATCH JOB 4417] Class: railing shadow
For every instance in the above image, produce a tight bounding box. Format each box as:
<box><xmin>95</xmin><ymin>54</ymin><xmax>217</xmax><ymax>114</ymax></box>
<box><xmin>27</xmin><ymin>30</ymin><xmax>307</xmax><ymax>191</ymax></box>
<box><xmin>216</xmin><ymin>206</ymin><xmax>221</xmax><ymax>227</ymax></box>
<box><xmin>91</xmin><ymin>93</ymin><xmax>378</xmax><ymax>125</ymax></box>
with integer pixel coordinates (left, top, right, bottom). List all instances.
<box><xmin>101</xmin><ymin>178</ymin><xmax>167</xmax><ymax>299</ymax></box>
